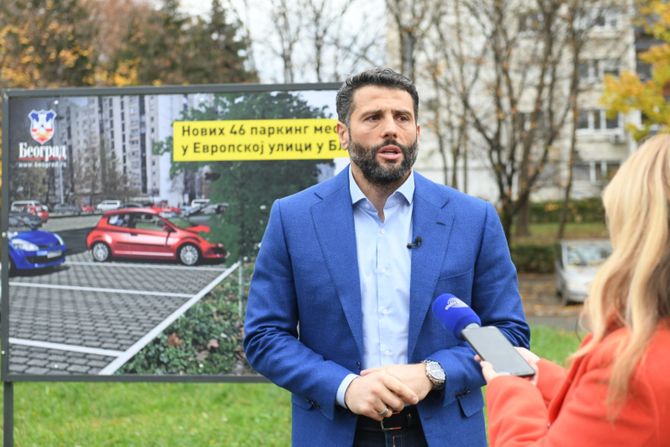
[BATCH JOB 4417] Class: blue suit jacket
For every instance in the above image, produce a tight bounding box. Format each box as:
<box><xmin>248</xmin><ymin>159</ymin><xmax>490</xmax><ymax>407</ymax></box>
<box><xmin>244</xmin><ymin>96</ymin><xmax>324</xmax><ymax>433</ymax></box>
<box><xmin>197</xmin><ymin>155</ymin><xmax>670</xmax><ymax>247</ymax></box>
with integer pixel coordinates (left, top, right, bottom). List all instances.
<box><xmin>244</xmin><ymin>167</ymin><xmax>529</xmax><ymax>446</ymax></box>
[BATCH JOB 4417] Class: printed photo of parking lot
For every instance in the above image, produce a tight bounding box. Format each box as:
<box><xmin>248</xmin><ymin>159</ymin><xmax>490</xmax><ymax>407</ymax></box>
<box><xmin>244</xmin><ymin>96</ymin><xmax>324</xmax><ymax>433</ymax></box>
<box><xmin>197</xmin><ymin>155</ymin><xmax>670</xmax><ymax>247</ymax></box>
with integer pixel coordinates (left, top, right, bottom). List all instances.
<box><xmin>4</xmin><ymin>86</ymin><xmax>344</xmax><ymax>378</ymax></box>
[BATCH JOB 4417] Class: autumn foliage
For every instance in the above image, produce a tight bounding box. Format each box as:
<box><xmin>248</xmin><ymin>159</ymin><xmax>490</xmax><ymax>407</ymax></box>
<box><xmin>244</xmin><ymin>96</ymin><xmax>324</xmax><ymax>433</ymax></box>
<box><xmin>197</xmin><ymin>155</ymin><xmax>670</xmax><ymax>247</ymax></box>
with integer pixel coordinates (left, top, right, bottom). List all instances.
<box><xmin>602</xmin><ymin>0</ymin><xmax>670</xmax><ymax>140</ymax></box>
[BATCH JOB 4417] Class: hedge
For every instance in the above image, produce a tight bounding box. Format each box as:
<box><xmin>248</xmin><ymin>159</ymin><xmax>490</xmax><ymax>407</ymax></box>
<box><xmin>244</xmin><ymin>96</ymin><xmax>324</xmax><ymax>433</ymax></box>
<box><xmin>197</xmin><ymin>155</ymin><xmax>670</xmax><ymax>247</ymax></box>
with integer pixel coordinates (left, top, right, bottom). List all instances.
<box><xmin>510</xmin><ymin>243</ymin><xmax>555</xmax><ymax>273</ymax></box>
<box><xmin>529</xmin><ymin>198</ymin><xmax>604</xmax><ymax>224</ymax></box>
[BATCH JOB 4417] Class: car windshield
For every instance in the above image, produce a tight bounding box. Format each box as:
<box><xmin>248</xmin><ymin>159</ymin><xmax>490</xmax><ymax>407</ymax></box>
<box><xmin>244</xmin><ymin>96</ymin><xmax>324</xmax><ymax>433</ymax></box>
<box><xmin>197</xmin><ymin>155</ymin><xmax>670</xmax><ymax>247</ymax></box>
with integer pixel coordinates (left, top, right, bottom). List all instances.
<box><xmin>566</xmin><ymin>243</ymin><xmax>611</xmax><ymax>267</ymax></box>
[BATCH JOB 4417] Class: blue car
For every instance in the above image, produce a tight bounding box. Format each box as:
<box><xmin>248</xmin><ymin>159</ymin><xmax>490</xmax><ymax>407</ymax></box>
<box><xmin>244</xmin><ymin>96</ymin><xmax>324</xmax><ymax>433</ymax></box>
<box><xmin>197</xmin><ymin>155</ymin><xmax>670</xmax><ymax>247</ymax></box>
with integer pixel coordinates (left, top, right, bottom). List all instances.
<box><xmin>8</xmin><ymin>217</ymin><xmax>66</xmax><ymax>273</ymax></box>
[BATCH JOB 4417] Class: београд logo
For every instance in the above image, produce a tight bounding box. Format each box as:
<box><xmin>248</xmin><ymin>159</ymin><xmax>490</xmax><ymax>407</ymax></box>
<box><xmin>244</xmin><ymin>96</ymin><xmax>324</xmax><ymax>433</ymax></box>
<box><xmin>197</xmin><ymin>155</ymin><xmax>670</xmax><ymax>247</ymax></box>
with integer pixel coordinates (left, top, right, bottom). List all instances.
<box><xmin>29</xmin><ymin>109</ymin><xmax>56</xmax><ymax>145</ymax></box>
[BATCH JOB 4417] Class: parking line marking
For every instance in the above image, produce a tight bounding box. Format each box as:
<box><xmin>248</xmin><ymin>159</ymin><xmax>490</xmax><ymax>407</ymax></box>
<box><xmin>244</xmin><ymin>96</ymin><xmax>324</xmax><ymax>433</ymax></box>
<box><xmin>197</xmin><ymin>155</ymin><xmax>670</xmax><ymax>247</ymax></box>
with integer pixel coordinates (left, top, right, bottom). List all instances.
<box><xmin>9</xmin><ymin>338</ymin><xmax>124</xmax><ymax>357</ymax></box>
<box><xmin>98</xmin><ymin>261</ymin><xmax>240</xmax><ymax>375</ymax></box>
<box><xmin>65</xmin><ymin>260</ymin><xmax>228</xmax><ymax>272</ymax></box>
<box><xmin>10</xmin><ymin>282</ymin><xmax>192</xmax><ymax>298</ymax></box>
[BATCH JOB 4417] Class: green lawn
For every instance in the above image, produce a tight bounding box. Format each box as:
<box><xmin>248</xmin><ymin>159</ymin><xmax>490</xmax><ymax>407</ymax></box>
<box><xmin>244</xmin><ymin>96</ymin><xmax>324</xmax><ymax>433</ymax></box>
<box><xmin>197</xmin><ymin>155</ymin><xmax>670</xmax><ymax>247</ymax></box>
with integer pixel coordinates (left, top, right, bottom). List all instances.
<box><xmin>515</xmin><ymin>222</ymin><xmax>608</xmax><ymax>245</ymax></box>
<box><xmin>2</xmin><ymin>326</ymin><xmax>580</xmax><ymax>446</ymax></box>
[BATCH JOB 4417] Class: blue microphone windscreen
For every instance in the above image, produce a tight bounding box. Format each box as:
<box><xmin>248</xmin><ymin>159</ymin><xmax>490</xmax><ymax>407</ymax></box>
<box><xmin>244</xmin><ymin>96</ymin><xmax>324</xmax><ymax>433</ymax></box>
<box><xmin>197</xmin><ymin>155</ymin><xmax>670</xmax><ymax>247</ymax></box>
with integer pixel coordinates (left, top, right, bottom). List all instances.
<box><xmin>431</xmin><ymin>293</ymin><xmax>481</xmax><ymax>338</ymax></box>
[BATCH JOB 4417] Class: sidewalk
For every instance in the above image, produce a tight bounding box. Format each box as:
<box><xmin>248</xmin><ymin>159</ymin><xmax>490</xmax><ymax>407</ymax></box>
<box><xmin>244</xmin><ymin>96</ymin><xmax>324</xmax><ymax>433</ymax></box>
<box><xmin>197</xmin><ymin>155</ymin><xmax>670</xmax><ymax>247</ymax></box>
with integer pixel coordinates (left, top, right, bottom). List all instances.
<box><xmin>518</xmin><ymin>273</ymin><xmax>583</xmax><ymax>331</ymax></box>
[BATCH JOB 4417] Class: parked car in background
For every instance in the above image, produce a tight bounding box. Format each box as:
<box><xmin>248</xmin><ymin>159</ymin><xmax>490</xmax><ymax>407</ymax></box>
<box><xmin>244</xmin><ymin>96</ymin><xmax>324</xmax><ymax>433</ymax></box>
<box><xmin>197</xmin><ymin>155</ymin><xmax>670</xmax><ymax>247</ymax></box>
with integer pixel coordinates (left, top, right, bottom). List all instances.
<box><xmin>11</xmin><ymin>200</ymin><xmax>49</xmax><ymax>222</ymax></box>
<box><xmin>182</xmin><ymin>198</ymin><xmax>209</xmax><ymax>214</ymax></box>
<box><xmin>86</xmin><ymin>208</ymin><xmax>227</xmax><ymax>266</ymax></box>
<box><xmin>52</xmin><ymin>203</ymin><xmax>81</xmax><ymax>216</ymax></box>
<box><xmin>9</xmin><ymin>211</ymin><xmax>42</xmax><ymax>229</ymax></box>
<box><xmin>80</xmin><ymin>204</ymin><xmax>95</xmax><ymax>214</ymax></box>
<box><xmin>151</xmin><ymin>200</ymin><xmax>181</xmax><ymax>218</ymax></box>
<box><xmin>8</xmin><ymin>214</ymin><xmax>66</xmax><ymax>274</ymax></box>
<box><xmin>555</xmin><ymin>239</ymin><xmax>612</xmax><ymax>305</ymax></box>
<box><xmin>96</xmin><ymin>200</ymin><xmax>122</xmax><ymax>211</ymax></box>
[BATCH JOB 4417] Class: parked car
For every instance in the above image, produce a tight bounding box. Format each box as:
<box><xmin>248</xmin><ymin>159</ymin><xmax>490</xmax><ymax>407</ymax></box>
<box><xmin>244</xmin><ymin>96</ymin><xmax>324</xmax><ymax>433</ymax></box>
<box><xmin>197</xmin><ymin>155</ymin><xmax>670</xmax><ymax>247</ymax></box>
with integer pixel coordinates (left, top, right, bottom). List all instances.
<box><xmin>86</xmin><ymin>208</ymin><xmax>227</xmax><ymax>266</ymax></box>
<box><xmin>11</xmin><ymin>200</ymin><xmax>49</xmax><ymax>222</ymax></box>
<box><xmin>555</xmin><ymin>239</ymin><xmax>612</xmax><ymax>305</ymax></box>
<box><xmin>151</xmin><ymin>200</ymin><xmax>181</xmax><ymax>218</ymax></box>
<box><xmin>8</xmin><ymin>214</ymin><xmax>66</xmax><ymax>274</ymax></box>
<box><xmin>80</xmin><ymin>204</ymin><xmax>95</xmax><ymax>214</ymax></box>
<box><xmin>9</xmin><ymin>211</ymin><xmax>42</xmax><ymax>229</ymax></box>
<box><xmin>52</xmin><ymin>203</ymin><xmax>81</xmax><ymax>216</ymax></box>
<box><xmin>182</xmin><ymin>198</ymin><xmax>210</xmax><ymax>215</ymax></box>
<box><xmin>96</xmin><ymin>200</ymin><xmax>122</xmax><ymax>211</ymax></box>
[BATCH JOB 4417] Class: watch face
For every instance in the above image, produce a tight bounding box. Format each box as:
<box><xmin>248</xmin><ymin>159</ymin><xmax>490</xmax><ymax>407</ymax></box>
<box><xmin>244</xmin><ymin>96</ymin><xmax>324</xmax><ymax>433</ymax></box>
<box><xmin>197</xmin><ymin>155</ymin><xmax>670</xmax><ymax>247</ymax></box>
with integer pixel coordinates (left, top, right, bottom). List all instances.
<box><xmin>429</xmin><ymin>363</ymin><xmax>445</xmax><ymax>381</ymax></box>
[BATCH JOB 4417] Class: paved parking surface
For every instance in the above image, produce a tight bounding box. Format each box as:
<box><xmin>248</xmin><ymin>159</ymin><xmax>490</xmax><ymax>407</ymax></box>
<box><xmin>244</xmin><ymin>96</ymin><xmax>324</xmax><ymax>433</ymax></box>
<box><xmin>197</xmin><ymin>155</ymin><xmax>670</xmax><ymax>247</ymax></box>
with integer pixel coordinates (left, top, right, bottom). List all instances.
<box><xmin>518</xmin><ymin>273</ymin><xmax>582</xmax><ymax>331</ymax></box>
<box><xmin>8</xmin><ymin>251</ymin><xmax>237</xmax><ymax>376</ymax></box>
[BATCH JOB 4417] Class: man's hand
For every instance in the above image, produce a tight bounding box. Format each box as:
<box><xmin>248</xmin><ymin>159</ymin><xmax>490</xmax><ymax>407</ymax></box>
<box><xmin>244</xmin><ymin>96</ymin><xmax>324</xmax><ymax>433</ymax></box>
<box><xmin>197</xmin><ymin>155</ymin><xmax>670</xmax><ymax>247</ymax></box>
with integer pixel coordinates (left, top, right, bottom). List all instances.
<box><xmin>361</xmin><ymin>364</ymin><xmax>433</xmax><ymax>402</ymax></box>
<box><xmin>344</xmin><ymin>370</ymin><xmax>419</xmax><ymax>421</ymax></box>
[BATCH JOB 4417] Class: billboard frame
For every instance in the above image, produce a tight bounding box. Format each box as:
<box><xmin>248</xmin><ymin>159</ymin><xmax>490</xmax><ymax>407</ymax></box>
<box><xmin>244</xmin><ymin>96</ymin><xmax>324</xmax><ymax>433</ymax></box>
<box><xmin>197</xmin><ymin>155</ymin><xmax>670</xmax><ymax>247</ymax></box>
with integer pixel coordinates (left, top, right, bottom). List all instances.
<box><xmin>1</xmin><ymin>80</ymin><xmax>341</xmax><ymax>384</ymax></box>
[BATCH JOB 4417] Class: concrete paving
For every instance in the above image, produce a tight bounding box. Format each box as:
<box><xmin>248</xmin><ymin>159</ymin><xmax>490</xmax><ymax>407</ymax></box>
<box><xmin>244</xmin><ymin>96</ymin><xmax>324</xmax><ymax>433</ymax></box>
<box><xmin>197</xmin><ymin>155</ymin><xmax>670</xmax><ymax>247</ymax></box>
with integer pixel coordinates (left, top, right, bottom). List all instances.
<box><xmin>518</xmin><ymin>273</ymin><xmax>583</xmax><ymax>331</ymax></box>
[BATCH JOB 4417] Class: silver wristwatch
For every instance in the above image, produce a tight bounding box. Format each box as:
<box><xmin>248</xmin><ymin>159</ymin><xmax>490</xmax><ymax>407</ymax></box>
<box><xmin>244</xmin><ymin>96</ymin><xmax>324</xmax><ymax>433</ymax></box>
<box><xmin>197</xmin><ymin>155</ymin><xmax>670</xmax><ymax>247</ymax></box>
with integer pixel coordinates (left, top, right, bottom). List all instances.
<box><xmin>422</xmin><ymin>360</ymin><xmax>446</xmax><ymax>390</ymax></box>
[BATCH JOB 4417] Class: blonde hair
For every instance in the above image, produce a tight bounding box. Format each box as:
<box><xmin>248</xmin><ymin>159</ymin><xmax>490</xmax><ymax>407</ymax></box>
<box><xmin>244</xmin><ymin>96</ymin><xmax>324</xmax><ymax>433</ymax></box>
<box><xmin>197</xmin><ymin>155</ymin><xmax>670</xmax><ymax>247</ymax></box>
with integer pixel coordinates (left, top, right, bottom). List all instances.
<box><xmin>574</xmin><ymin>133</ymin><xmax>670</xmax><ymax>410</ymax></box>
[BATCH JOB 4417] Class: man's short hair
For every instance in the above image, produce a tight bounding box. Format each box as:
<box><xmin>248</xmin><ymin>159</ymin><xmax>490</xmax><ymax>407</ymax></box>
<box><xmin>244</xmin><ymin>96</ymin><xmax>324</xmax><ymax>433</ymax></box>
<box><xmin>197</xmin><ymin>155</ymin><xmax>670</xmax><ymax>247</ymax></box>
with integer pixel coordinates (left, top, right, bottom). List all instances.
<box><xmin>336</xmin><ymin>67</ymin><xmax>419</xmax><ymax>125</ymax></box>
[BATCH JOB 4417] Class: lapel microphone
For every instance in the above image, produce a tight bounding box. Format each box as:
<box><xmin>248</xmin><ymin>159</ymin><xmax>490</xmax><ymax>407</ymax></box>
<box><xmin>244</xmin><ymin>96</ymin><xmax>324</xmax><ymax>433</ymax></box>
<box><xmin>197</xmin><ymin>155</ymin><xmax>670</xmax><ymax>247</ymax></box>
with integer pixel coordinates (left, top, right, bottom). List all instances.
<box><xmin>407</xmin><ymin>236</ymin><xmax>422</xmax><ymax>249</ymax></box>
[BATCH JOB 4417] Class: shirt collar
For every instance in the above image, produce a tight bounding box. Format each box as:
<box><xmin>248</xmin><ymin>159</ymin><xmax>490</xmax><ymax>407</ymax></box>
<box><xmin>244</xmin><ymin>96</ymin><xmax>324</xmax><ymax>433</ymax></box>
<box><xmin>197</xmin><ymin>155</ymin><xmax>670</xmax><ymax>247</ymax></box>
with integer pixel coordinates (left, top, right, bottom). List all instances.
<box><xmin>348</xmin><ymin>165</ymin><xmax>415</xmax><ymax>206</ymax></box>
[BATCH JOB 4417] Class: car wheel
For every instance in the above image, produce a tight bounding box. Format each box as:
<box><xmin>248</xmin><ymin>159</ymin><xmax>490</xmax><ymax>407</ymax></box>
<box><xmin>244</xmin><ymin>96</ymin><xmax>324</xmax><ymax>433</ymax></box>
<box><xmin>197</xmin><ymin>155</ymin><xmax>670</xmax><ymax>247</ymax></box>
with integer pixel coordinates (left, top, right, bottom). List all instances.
<box><xmin>91</xmin><ymin>242</ymin><xmax>111</xmax><ymax>262</ymax></box>
<box><xmin>178</xmin><ymin>243</ymin><xmax>200</xmax><ymax>266</ymax></box>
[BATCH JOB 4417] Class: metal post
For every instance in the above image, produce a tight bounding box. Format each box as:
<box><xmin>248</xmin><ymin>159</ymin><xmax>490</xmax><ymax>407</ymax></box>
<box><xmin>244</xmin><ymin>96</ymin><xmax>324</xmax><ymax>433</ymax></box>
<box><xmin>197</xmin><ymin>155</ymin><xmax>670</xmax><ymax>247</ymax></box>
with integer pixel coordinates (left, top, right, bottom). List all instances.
<box><xmin>238</xmin><ymin>260</ymin><xmax>244</xmax><ymax>318</ymax></box>
<box><xmin>4</xmin><ymin>381</ymin><xmax>13</xmax><ymax>447</ymax></box>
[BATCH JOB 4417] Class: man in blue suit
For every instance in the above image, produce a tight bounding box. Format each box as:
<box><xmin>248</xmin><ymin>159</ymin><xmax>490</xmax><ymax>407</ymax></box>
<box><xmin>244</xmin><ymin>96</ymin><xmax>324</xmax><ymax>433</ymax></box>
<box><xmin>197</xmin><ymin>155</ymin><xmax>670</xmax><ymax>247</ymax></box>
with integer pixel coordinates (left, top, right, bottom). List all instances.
<box><xmin>244</xmin><ymin>68</ymin><xmax>529</xmax><ymax>446</ymax></box>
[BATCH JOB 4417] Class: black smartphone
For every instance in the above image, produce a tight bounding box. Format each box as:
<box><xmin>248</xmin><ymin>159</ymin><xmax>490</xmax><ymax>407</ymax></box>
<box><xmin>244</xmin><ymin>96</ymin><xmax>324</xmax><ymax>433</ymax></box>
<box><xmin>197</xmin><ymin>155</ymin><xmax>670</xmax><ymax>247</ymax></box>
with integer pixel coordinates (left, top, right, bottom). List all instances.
<box><xmin>462</xmin><ymin>326</ymin><xmax>536</xmax><ymax>377</ymax></box>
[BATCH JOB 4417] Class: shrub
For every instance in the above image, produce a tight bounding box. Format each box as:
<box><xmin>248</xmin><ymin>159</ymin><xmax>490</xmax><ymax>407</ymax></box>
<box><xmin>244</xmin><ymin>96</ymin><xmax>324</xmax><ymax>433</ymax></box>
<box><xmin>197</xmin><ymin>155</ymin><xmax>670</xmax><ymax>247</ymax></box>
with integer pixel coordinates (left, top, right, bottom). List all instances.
<box><xmin>119</xmin><ymin>266</ymin><xmax>253</xmax><ymax>375</ymax></box>
<box><xmin>511</xmin><ymin>243</ymin><xmax>555</xmax><ymax>273</ymax></box>
<box><xmin>529</xmin><ymin>198</ymin><xmax>604</xmax><ymax>224</ymax></box>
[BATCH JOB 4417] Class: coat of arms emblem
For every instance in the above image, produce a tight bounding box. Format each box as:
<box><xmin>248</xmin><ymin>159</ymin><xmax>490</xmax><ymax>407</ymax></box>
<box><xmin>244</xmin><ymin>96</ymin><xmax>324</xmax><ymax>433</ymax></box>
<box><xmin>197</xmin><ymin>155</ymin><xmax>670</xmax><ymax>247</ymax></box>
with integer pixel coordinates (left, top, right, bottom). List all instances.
<box><xmin>29</xmin><ymin>110</ymin><xmax>57</xmax><ymax>145</ymax></box>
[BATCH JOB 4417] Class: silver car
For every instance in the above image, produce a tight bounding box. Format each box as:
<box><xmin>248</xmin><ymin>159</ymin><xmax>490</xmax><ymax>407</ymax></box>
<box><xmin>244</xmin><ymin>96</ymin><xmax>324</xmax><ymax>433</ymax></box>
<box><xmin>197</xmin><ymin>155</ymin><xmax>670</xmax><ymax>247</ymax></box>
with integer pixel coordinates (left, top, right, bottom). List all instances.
<box><xmin>555</xmin><ymin>239</ymin><xmax>612</xmax><ymax>305</ymax></box>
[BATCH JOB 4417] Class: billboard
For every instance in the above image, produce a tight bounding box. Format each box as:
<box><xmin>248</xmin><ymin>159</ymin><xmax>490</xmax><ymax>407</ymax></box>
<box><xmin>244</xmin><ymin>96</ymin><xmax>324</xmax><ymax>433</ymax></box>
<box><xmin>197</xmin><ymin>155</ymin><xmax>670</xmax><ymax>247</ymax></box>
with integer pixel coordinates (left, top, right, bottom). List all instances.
<box><xmin>1</xmin><ymin>83</ymin><xmax>346</xmax><ymax>381</ymax></box>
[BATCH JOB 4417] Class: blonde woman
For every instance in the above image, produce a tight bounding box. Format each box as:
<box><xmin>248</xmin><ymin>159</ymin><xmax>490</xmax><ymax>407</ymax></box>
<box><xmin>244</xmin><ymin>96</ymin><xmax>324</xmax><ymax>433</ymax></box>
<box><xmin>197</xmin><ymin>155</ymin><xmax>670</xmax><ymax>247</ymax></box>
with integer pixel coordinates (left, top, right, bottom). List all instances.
<box><xmin>479</xmin><ymin>134</ymin><xmax>670</xmax><ymax>446</ymax></box>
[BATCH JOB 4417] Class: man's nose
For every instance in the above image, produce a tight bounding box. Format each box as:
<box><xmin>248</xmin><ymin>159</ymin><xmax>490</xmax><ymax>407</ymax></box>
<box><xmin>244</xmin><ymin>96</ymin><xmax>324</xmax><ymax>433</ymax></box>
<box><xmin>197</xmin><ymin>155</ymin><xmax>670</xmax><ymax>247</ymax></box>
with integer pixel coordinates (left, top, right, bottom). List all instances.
<box><xmin>380</xmin><ymin>115</ymin><xmax>399</xmax><ymax>139</ymax></box>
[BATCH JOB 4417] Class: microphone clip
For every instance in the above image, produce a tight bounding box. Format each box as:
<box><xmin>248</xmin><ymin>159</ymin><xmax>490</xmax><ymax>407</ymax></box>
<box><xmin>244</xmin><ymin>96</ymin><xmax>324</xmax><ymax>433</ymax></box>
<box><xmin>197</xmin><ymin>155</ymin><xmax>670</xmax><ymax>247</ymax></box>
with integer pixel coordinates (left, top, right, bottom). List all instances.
<box><xmin>407</xmin><ymin>236</ymin><xmax>422</xmax><ymax>249</ymax></box>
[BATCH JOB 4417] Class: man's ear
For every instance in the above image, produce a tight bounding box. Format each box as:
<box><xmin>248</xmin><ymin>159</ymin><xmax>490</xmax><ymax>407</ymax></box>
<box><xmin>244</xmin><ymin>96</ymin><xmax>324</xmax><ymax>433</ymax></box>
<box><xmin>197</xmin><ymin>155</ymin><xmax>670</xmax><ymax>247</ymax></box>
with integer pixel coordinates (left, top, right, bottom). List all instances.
<box><xmin>336</xmin><ymin>121</ymin><xmax>349</xmax><ymax>149</ymax></box>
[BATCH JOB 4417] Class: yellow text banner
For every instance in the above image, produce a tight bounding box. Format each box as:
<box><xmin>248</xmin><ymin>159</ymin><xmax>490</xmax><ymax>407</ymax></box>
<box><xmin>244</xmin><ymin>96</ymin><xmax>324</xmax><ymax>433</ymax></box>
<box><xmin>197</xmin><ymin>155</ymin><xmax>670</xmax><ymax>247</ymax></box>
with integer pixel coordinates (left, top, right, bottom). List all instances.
<box><xmin>173</xmin><ymin>118</ymin><xmax>348</xmax><ymax>161</ymax></box>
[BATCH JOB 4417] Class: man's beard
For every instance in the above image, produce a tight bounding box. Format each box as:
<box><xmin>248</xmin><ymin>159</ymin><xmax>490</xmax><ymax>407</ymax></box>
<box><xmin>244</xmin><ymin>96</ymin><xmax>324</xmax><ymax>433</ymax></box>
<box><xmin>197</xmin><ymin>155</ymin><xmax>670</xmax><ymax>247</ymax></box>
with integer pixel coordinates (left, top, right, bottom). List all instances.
<box><xmin>349</xmin><ymin>138</ymin><xmax>418</xmax><ymax>186</ymax></box>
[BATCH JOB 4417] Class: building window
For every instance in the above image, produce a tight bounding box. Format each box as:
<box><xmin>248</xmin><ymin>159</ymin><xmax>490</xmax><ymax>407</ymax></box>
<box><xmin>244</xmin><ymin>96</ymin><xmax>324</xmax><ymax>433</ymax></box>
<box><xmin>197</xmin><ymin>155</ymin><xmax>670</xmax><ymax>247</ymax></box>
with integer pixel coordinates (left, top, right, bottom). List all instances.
<box><xmin>578</xmin><ymin>59</ymin><xmax>620</xmax><ymax>83</ymax></box>
<box><xmin>573</xmin><ymin>160</ymin><xmax>620</xmax><ymax>184</ymax></box>
<box><xmin>577</xmin><ymin>109</ymin><xmax>620</xmax><ymax>131</ymax></box>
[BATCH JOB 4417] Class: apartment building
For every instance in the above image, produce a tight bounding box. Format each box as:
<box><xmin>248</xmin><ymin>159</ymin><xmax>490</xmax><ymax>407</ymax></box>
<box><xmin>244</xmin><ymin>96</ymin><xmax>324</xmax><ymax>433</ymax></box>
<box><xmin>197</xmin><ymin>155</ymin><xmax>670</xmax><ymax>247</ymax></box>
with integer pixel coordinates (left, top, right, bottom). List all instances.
<box><xmin>388</xmin><ymin>1</ymin><xmax>637</xmax><ymax>203</ymax></box>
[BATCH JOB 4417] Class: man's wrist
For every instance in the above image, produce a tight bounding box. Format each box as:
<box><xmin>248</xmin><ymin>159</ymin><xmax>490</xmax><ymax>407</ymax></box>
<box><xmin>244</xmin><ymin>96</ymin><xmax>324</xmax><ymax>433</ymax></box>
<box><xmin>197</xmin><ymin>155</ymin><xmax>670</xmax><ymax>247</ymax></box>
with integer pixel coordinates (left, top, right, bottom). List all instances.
<box><xmin>337</xmin><ymin>373</ymin><xmax>359</xmax><ymax>408</ymax></box>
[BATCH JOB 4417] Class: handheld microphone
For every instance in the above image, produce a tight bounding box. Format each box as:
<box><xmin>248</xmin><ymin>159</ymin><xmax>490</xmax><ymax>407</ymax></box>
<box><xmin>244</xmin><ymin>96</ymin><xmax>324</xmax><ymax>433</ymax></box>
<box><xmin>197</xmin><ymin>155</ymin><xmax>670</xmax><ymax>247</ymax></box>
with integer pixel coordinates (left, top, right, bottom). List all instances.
<box><xmin>431</xmin><ymin>293</ymin><xmax>535</xmax><ymax>377</ymax></box>
<box><xmin>431</xmin><ymin>293</ymin><xmax>481</xmax><ymax>339</ymax></box>
<box><xmin>406</xmin><ymin>236</ymin><xmax>422</xmax><ymax>249</ymax></box>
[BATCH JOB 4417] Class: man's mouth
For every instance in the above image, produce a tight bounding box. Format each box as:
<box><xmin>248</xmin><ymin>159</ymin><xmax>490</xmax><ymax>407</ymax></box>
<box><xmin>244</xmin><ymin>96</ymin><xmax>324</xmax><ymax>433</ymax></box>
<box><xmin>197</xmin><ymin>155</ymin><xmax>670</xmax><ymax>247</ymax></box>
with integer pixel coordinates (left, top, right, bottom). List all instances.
<box><xmin>377</xmin><ymin>145</ymin><xmax>403</xmax><ymax>162</ymax></box>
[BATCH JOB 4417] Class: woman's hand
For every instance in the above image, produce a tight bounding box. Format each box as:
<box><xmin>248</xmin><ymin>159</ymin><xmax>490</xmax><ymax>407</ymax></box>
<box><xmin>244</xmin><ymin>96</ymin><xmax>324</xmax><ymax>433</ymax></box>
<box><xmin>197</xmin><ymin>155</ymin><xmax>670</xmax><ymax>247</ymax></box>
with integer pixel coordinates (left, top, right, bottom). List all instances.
<box><xmin>476</xmin><ymin>347</ymin><xmax>540</xmax><ymax>385</ymax></box>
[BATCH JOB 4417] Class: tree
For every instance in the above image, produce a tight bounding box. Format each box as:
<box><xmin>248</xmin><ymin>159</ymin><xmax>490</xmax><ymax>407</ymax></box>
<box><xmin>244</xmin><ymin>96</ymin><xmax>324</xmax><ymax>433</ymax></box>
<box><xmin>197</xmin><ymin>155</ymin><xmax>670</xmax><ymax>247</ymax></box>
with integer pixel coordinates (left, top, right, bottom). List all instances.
<box><xmin>386</xmin><ymin>0</ymin><xmax>441</xmax><ymax>80</ymax></box>
<box><xmin>257</xmin><ymin>0</ymin><xmax>383</xmax><ymax>83</ymax></box>
<box><xmin>0</xmin><ymin>0</ymin><xmax>97</xmax><ymax>88</ymax></box>
<box><xmin>110</xmin><ymin>0</ymin><xmax>255</xmax><ymax>85</ymax></box>
<box><xmin>601</xmin><ymin>0</ymin><xmax>670</xmax><ymax>140</ymax></box>
<box><xmin>441</xmin><ymin>0</ymin><xmax>575</xmax><ymax>241</ymax></box>
<box><xmin>557</xmin><ymin>0</ymin><xmax>617</xmax><ymax>240</ymax></box>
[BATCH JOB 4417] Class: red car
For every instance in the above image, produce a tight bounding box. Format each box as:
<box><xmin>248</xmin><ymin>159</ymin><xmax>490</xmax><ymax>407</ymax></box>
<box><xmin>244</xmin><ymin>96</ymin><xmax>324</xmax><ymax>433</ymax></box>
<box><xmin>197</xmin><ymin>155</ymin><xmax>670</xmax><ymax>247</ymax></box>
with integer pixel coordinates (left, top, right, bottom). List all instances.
<box><xmin>86</xmin><ymin>208</ymin><xmax>227</xmax><ymax>266</ymax></box>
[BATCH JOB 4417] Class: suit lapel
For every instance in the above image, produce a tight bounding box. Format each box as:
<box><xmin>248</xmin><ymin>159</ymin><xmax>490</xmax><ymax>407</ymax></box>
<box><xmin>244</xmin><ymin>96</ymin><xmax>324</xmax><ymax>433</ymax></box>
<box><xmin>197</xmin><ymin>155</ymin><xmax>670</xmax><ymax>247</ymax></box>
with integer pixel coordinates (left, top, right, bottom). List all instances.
<box><xmin>407</xmin><ymin>179</ymin><xmax>455</xmax><ymax>359</ymax></box>
<box><xmin>311</xmin><ymin>168</ymin><xmax>364</xmax><ymax>357</ymax></box>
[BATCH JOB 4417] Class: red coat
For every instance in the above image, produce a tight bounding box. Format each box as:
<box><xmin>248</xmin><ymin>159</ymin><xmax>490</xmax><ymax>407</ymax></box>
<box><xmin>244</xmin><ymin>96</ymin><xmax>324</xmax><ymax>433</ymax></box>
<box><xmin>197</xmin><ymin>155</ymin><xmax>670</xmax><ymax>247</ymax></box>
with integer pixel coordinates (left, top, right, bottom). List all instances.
<box><xmin>486</xmin><ymin>321</ymin><xmax>670</xmax><ymax>446</ymax></box>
